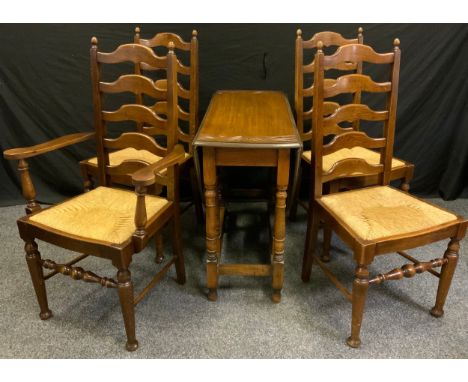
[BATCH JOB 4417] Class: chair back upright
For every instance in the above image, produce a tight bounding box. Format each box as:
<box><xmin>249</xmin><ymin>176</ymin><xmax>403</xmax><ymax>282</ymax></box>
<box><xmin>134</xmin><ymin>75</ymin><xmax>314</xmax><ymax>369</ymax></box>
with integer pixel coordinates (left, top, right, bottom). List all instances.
<box><xmin>312</xmin><ymin>40</ymin><xmax>401</xmax><ymax>199</ymax></box>
<box><xmin>134</xmin><ymin>28</ymin><xmax>199</xmax><ymax>153</ymax></box>
<box><xmin>90</xmin><ymin>38</ymin><xmax>178</xmax><ymax>190</ymax></box>
<box><xmin>295</xmin><ymin>28</ymin><xmax>364</xmax><ymax>142</ymax></box>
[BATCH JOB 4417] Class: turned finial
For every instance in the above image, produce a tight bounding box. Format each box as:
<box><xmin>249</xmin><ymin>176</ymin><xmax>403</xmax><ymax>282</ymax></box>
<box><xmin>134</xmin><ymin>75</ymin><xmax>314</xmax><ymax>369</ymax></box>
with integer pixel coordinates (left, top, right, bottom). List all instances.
<box><xmin>192</xmin><ymin>29</ymin><xmax>198</xmax><ymax>38</ymax></box>
<box><xmin>135</xmin><ymin>26</ymin><xmax>140</xmax><ymax>34</ymax></box>
<box><xmin>168</xmin><ymin>41</ymin><xmax>175</xmax><ymax>53</ymax></box>
<box><xmin>358</xmin><ymin>26</ymin><xmax>363</xmax><ymax>35</ymax></box>
<box><xmin>296</xmin><ymin>29</ymin><xmax>302</xmax><ymax>38</ymax></box>
<box><xmin>91</xmin><ymin>36</ymin><xmax>98</xmax><ymax>46</ymax></box>
<box><xmin>317</xmin><ymin>40</ymin><xmax>324</xmax><ymax>52</ymax></box>
<box><xmin>393</xmin><ymin>38</ymin><xmax>400</xmax><ymax>49</ymax></box>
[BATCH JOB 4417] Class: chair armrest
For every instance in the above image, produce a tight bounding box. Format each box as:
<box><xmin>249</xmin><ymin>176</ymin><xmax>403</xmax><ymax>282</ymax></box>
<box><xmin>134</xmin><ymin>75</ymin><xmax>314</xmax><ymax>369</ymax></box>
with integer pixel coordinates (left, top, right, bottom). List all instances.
<box><xmin>3</xmin><ymin>132</ymin><xmax>95</xmax><ymax>160</ymax></box>
<box><xmin>132</xmin><ymin>144</ymin><xmax>186</xmax><ymax>187</ymax></box>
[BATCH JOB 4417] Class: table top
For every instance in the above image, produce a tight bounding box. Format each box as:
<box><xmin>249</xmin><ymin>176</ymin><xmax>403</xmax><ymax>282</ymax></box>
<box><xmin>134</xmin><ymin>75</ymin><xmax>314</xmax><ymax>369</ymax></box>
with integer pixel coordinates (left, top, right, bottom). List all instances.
<box><xmin>193</xmin><ymin>90</ymin><xmax>301</xmax><ymax>149</ymax></box>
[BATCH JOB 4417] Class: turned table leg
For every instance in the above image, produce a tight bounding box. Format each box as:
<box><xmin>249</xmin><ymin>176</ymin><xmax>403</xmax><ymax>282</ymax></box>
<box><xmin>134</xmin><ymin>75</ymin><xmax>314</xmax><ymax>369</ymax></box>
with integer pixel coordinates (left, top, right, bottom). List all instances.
<box><xmin>203</xmin><ymin>148</ymin><xmax>220</xmax><ymax>301</ymax></box>
<box><xmin>272</xmin><ymin>149</ymin><xmax>290</xmax><ymax>303</ymax></box>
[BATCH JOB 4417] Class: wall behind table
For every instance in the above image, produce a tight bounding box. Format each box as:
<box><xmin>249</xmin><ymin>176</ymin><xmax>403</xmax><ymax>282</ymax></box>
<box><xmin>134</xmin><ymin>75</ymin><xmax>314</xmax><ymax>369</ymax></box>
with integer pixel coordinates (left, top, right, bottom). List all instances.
<box><xmin>1</xmin><ymin>24</ymin><xmax>467</xmax><ymax>206</ymax></box>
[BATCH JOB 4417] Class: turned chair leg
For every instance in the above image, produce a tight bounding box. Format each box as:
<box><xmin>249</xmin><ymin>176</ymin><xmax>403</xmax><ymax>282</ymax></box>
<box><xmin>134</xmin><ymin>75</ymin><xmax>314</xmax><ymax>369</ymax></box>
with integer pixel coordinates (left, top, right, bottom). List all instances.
<box><xmin>347</xmin><ymin>264</ymin><xmax>370</xmax><ymax>348</ymax></box>
<box><xmin>288</xmin><ymin>164</ymin><xmax>302</xmax><ymax>221</ymax></box>
<box><xmin>431</xmin><ymin>238</ymin><xmax>460</xmax><ymax>318</ymax></box>
<box><xmin>172</xmin><ymin>212</ymin><xmax>186</xmax><ymax>285</ymax></box>
<box><xmin>301</xmin><ymin>208</ymin><xmax>320</xmax><ymax>282</ymax></box>
<box><xmin>155</xmin><ymin>233</ymin><xmax>164</xmax><ymax>264</ymax></box>
<box><xmin>24</xmin><ymin>240</ymin><xmax>52</xmax><ymax>320</ymax></box>
<box><xmin>116</xmin><ymin>268</ymin><xmax>138</xmax><ymax>351</ymax></box>
<box><xmin>190</xmin><ymin>165</ymin><xmax>204</xmax><ymax>223</ymax></box>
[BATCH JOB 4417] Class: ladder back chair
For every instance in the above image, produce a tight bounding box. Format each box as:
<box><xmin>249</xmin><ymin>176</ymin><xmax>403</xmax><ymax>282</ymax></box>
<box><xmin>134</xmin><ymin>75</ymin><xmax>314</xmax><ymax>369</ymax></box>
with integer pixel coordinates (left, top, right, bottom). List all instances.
<box><xmin>301</xmin><ymin>40</ymin><xmax>467</xmax><ymax>348</ymax></box>
<box><xmin>289</xmin><ymin>28</ymin><xmax>414</xmax><ymax>220</ymax></box>
<box><xmin>80</xmin><ymin>27</ymin><xmax>203</xmax><ymax>222</ymax></box>
<box><xmin>3</xmin><ymin>38</ymin><xmax>187</xmax><ymax>351</ymax></box>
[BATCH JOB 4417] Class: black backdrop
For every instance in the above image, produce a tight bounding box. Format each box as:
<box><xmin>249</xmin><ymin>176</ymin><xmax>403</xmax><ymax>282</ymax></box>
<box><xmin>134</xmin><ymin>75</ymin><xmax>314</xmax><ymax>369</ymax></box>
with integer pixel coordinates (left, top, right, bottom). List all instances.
<box><xmin>1</xmin><ymin>24</ymin><xmax>468</xmax><ymax>207</ymax></box>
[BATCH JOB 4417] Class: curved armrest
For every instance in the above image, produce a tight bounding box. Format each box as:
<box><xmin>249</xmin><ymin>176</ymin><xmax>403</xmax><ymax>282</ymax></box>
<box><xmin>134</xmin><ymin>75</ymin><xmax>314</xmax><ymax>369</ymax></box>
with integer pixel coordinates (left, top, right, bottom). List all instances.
<box><xmin>132</xmin><ymin>144</ymin><xmax>186</xmax><ymax>187</ymax></box>
<box><xmin>3</xmin><ymin>132</ymin><xmax>95</xmax><ymax>160</ymax></box>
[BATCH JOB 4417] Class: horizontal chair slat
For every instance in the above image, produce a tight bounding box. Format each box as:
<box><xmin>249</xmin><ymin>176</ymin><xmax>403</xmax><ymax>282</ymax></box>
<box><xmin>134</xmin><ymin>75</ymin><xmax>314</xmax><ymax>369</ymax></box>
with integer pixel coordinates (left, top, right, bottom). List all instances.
<box><xmin>154</xmin><ymin>79</ymin><xmax>190</xmax><ymax>99</ymax></box>
<box><xmin>323</xmin><ymin>74</ymin><xmax>391</xmax><ymax>98</ymax></box>
<box><xmin>303</xmin><ymin>60</ymin><xmax>357</xmax><ymax>73</ymax></box>
<box><xmin>139</xmin><ymin>33</ymin><xmax>191</xmax><ymax>51</ymax></box>
<box><xmin>322</xmin><ymin>158</ymin><xmax>383</xmax><ymax>183</ymax></box>
<box><xmin>100</xmin><ymin>74</ymin><xmax>166</xmax><ymax>99</ymax></box>
<box><xmin>97</xmin><ymin>44</ymin><xmax>167</xmax><ymax>68</ymax></box>
<box><xmin>102</xmin><ymin>104</ymin><xmax>167</xmax><ymax>129</ymax></box>
<box><xmin>324</xmin><ymin>104</ymin><xmax>389</xmax><ymax>126</ymax></box>
<box><xmin>104</xmin><ymin>132</ymin><xmax>167</xmax><ymax>157</ymax></box>
<box><xmin>151</xmin><ymin>101</ymin><xmax>190</xmax><ymax>121</ymax></box>
<box><xmin>140</xmin><ymin>59</ymin><xmax>190</xmax><ymax>75</ymax></box>
<box><xmin>302</xmin><ymin>31</ymin><xmax>358</xmax><ymax>49</ymax></box>
<box><xmin>322</xmin><ymin>131</ymin><xmax>386</xmax><ymax>155</ymax></box>
<box><xmin>303</xmin><ymin>101</ymin><xmax>341</xmax><ymax>120</ymax></box>
<box><xmin>323</xmin><ymin>44</ymin><xmax>394</xmax><ymax>67</ymax></box>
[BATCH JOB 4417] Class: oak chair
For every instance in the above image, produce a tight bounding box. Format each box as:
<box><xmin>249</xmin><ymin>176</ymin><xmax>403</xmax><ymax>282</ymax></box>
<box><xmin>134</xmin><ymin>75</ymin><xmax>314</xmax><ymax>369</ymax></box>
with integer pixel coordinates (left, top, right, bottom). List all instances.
<box><xmin>79</xmin><ymin>27</ymin><xmax>203</xmax><ymax>220</ymax></box>
<box><xmin>301</xmin><ymin>40</ymin><xmax>467</xmax><ymax>348</ymax></box>
<box><xmin>3</xmin><ymin>38</ymin><xmax>187</xmax><ymax>351</ymax></box>
<box><xmin>289</xmin><ymin>28</ymin><xmax>415</xmax><ymax>222</ymax></box>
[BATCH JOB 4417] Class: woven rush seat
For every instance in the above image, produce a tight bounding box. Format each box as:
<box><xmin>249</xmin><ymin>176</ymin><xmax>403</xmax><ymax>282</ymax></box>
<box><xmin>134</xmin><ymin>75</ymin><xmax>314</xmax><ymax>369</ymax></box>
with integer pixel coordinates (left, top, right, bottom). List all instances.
<box><xmin>318</xmin><ymin>186</ymin><xmax>458</xmax><ymax>241</ymax></box>
<box><xmin>86</xmin><ymin>147</ymin><xmax>190</xmax><ymax>169</ymax></box>
<box><xmin>302</xmin><ymin>147</ymin><xmax>406</xmax><ymax>173</ymax></box>
<box><xmin>28</xmin><ymin>187</ymin><xmax>170</xmax><ymax>245</ymax></box>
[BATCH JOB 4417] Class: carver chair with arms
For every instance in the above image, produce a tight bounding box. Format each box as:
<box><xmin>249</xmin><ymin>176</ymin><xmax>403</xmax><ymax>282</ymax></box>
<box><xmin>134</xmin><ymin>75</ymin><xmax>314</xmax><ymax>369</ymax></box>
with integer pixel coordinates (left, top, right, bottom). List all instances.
<box><xmin>301</xmin><ymin>40</ymin><xmax>467</xmax><ymax>348</ymax></box>
<box><xmin>3</xmin><ymin>38</ymin><xmax>186</xmax><ymax>351</ymax></box>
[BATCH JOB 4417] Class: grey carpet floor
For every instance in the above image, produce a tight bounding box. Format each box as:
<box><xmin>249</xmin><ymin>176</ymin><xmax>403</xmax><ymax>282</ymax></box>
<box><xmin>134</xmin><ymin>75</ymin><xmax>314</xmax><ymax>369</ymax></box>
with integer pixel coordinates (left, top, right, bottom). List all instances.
<box><xmin>0</xmin><ymin>197</ymin><xmax>467</xmax><ymax>358</ymax></box>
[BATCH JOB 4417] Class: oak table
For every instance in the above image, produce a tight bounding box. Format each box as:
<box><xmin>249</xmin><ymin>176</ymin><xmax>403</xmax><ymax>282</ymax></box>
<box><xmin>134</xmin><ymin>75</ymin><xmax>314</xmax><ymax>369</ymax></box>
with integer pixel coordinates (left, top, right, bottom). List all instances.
<box><xmin>193</xmin><ymin>90</ymin><xmax>302</xmax><ymax>302</ymax></box>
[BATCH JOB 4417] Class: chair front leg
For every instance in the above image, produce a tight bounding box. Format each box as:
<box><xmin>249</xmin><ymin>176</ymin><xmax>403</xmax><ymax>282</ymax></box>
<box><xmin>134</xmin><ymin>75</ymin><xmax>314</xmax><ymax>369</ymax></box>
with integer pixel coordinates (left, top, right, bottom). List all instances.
<box><xmin>347</xmin><ymin>264</ymin><xmax>370</xmax><ymax>348</ymax></box>
<box><xmin>116</xmin><ymin>268</ymin><xmax>138</xmax><ymax>351</ymax></box>
<box><xmin>431</xmin><ymin>238</ymin><xmax>460</xmax><ymax>318</ymax></box>
<box><xmin>24</xmin><ymin>240</ymin><xmax>52</xmax><ymax>320</ymax></box>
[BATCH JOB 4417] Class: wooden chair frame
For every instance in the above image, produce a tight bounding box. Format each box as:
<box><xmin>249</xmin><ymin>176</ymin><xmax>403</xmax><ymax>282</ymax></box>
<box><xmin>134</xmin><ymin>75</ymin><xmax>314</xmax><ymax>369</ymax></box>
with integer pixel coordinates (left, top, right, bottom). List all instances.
<box><xmin>3</xmin><ymin>39</ymin><xmax>187</xmax><ymax>351</ymax></box>
<box><xmin>301</xmin><ymin>40</ymin><xmax>467</xmax><ymax>348</ymax></box>
<box><xmin>289</xmin><ymin>28</ymin><xmax>415</xmax><ymax>222</ymax></box>
<box><xmin>79</xmin><ymin>27</ymin><xmax>203</xmax><ymax>226</ymax></box>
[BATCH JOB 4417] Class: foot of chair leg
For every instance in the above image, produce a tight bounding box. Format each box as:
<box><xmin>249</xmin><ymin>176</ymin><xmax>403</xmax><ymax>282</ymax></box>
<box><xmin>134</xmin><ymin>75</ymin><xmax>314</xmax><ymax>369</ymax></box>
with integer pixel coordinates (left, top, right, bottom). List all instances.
<box><xmin>126</xmin><ymin>340</ymin><xmax>139</xmax><ymax>352</ymax></box>
<box><xmin>430</xmin><ymin>307</ymin><xmax>444</xmax><ymax>318</ymax></box>
<box><xmin>346</xmin><ymin>336</ymin><xmax>361</xmax><ymax>348</ymax></box>
<box><xmin>39</xmin><ymin>310</ymin><xmax>53</xmax><ymax>320</ymax></box>
<box><xmin>320</xmin><ymin>254</ymin><xmax>331</xmax><ymax>263</ymax></box>
<box><xmin>117</xmin><ymin>269</ymin><xmax>138</xmax><ymax>353</ymax></box>
<box><xmin>272</xmin><ymin>290</ymin><xmax>281</xmax><ymax>303</ymax></box>
<box><xmin>208</xmin><ymin>288</ymin><xmax>217</xmax><ymax>302</ymax></box>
